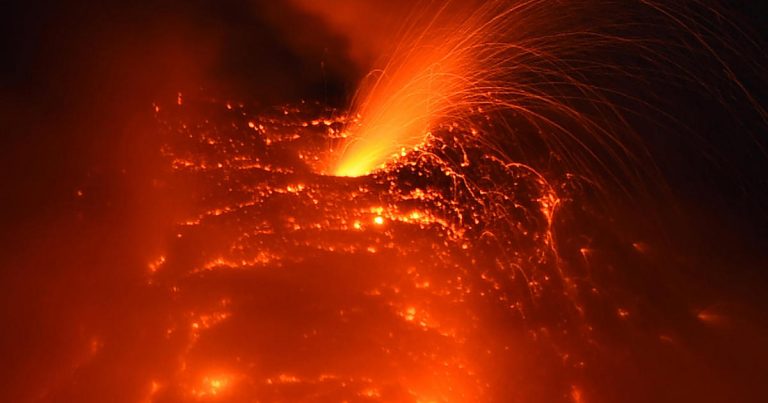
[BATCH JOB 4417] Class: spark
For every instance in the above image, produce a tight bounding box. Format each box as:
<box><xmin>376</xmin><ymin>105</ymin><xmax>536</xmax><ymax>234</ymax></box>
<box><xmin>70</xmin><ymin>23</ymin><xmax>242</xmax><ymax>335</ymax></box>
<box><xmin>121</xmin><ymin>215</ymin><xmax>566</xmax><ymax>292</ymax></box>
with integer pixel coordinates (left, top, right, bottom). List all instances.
<box><xmin>329</xmin><ymin>0</ymin><xmax>757</xmax><ymax>193</ymax></box>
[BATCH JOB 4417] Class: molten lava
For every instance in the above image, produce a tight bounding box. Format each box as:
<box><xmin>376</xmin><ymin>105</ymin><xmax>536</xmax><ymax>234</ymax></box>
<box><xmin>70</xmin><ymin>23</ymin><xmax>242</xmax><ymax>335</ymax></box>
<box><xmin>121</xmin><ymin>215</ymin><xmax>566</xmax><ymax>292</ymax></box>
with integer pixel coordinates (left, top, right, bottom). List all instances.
<box><xmin>148</xmin><ymin>97</ymin><xmax>586</xmax><ymax>401</ymax></box>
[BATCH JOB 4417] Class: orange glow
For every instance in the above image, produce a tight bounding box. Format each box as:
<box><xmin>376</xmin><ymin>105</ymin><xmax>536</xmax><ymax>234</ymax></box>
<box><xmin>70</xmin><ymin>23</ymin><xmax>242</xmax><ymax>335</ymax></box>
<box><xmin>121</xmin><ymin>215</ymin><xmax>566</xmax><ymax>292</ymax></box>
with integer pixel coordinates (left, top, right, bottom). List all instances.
<box><xmin>571</xmin><ymin>385</ymin><xmax>586</xmax><ymax>403</ymax></box>
<box><xmin>192</xmin><ymin>374</ymin><xmax>233</xmax><ymax>398</ymax></box>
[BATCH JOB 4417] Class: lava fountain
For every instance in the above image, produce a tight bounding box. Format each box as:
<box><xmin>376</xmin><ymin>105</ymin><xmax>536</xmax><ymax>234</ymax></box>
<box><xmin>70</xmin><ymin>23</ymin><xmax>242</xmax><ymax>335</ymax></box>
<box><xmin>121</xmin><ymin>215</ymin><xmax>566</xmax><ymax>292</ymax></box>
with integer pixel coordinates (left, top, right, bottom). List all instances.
<box><xmin>330</xmin><ymin>0</ymin><xmax>764</xmax><ymax>187</ymax></box>
<box><xmin>330</xmin><ymin>0</ymin><xmax>639</xmax><ymax>178</ymax></box>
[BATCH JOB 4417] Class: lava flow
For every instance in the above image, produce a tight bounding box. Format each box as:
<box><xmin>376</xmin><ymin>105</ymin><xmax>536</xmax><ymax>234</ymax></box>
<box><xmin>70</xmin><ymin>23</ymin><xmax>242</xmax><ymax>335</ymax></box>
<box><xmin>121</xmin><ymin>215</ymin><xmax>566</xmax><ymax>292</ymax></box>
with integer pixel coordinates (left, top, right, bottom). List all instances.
<box><xmin>148</xmin><ymin>98</ymin><xmax>584</xmax><ymax>402</ymax></box>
